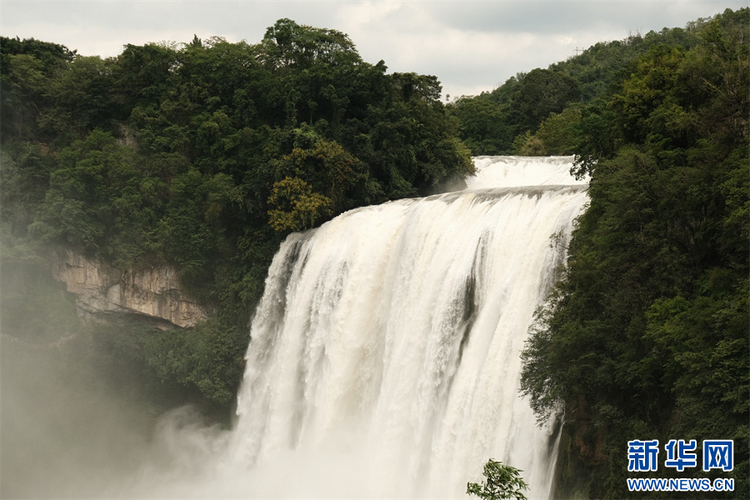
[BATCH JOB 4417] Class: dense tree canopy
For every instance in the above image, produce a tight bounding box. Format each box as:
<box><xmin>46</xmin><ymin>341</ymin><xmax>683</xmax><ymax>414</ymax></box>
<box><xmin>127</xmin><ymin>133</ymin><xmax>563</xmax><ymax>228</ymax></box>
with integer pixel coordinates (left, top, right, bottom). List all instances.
<box><xmin>1</xmin><ymin>13</ymin><xmax>747</xmax><ymax>497</ymax></box>
<box><xmin>447</xmin><ymin>11</ymin><xmax>743</xmax><ymax>157</ymax></box>
<box><xmin>0</xmin><ymin>20</ymin><xmax>473</xmax><ymax>409</ymax></box>
<box><xmin>518</xmin><ymin>8</ymin><xmax>749</xmax><ymax>498</ymax></box>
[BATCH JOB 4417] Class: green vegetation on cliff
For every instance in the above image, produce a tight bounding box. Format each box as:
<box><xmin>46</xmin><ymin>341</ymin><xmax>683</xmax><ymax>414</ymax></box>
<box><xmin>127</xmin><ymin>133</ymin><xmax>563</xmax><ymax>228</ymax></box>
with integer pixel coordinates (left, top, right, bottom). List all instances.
<box><xmin>517</xmin><ymin>8</ymin><xmax>749</xmax><ymax>498</ymax></box>
<box><xmin>1</xmin><ymin>20</ymin><xmax>473</xmax><ymax>412</ymax></box>
<box><xmin>447</xmin><ymin>9</ymin><xmax>743</xmax><ymax>158</ymax></box>
<box><xmin>1</xmin><ymin>11</ymin><xmax>747</xmax><ymax>498</ymax></box>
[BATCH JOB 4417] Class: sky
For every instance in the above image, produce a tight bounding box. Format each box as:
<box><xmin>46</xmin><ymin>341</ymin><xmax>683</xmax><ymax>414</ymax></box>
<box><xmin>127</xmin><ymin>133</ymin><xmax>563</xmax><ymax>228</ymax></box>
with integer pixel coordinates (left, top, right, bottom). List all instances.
<box><xmin>1</xmin><ymin>1</ymin><xmax>747</xmax><ymax>100</ymax></box>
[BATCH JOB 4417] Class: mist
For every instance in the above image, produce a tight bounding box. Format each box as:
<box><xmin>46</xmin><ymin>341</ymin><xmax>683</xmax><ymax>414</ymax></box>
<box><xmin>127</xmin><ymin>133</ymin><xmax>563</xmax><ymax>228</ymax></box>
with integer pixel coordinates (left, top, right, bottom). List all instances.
<box><xmin>1</xmin><ymin>157</ymin><xmax>581</xmax><ymax>499</ymax></box>
<box><xmin>2</xmin><ymin>335</ymin><xmax>149</xmax><ymax>497</ymax></box>
<box><xmin>0</xmin><ymin>264</ymin><xmax>379</xmax><ymax>500</ymax></box>
<box><xmin>0</xmin><ymin>263</ymin><xmax>218</xmax><ymax>499</ymax></box>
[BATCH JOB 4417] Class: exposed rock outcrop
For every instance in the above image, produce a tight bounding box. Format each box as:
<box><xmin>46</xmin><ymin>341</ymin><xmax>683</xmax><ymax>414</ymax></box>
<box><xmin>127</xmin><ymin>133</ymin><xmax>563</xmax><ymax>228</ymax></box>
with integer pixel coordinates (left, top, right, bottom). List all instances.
<box><xmin>51</xmin><ymin>249</ymin><xmax>209</xmax><ymax>328</ymax></box>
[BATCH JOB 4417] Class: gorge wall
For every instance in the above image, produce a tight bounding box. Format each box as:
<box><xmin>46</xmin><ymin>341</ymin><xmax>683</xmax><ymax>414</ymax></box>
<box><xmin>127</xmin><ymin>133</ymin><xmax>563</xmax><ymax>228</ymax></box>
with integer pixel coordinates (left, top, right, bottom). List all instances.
<box><xmin>51</xmin><ymin>249</ymin><xmax>209</xmax><ymax>329</ymax></box>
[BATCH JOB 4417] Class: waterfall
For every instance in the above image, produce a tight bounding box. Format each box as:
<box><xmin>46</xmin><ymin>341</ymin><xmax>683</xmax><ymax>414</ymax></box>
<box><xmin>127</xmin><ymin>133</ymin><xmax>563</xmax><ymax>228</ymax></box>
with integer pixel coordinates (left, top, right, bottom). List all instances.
<box><xmin>220</xmin><ymin>156</ymin><xmax>588</xmax><ymax>498</ymax></box>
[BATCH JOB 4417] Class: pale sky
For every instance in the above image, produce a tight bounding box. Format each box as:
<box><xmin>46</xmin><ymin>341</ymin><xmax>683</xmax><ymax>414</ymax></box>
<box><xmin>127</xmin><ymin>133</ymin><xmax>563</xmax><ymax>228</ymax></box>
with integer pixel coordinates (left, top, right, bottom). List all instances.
<box><xmin>1</xmin><ymin>1</ymin><xmax>747</xmax><ymax>99</ymax></box>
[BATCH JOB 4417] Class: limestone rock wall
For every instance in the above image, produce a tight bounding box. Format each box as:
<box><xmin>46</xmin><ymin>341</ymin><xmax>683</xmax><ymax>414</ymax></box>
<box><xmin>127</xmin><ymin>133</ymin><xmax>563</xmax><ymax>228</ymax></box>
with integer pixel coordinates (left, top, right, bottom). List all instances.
<box><xmin>51</xmin><ymin>249</ymin><xmax>209</xmax><ymax>328</ymax></box>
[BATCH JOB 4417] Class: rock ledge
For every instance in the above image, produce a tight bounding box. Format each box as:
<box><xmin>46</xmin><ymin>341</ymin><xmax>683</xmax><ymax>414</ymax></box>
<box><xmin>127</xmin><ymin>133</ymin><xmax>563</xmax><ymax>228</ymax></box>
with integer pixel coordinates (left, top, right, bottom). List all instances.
<box><xmin>51</xmin><ymin>249</ymin><xmax>209</xmax><ymax>328</ymax></box>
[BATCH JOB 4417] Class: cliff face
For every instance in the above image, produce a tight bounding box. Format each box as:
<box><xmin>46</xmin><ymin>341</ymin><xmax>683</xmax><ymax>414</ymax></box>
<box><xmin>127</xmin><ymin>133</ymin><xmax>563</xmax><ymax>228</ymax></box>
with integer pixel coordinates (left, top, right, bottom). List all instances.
<box><xmin>51</xmin><ymin>249</ymin><xmax>209</xmax><ymax>328</ymax></box>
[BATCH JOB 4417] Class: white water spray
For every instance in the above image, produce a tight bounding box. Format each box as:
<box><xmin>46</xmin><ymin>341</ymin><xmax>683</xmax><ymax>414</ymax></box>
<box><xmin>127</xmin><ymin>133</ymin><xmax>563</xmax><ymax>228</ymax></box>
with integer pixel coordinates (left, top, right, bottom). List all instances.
<box><xmin>227</xmin><ymin>156</ymin><xmax>587</xmax><ymax>498</ymax></box>
<box><xmin>126</xmin><ymin>156</ymin><xmax>587</xmax><ymax>499</ymax></box>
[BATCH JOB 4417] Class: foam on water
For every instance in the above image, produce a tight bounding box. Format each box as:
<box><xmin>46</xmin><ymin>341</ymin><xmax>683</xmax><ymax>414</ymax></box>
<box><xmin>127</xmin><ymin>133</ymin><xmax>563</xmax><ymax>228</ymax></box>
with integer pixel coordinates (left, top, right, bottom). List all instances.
<box><xmin>126</xmin><ymin>156</ymin><xmax>588</xmax><ymax>499</ymax></box>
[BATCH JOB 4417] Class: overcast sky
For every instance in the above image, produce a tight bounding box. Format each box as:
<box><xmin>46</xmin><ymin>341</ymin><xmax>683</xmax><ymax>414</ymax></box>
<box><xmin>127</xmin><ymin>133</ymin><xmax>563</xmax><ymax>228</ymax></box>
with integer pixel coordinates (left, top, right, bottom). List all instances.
<box><xmin>2</xmin><ymin>1</ymin><xmax>747</xmax><ymax>99</ymax></box>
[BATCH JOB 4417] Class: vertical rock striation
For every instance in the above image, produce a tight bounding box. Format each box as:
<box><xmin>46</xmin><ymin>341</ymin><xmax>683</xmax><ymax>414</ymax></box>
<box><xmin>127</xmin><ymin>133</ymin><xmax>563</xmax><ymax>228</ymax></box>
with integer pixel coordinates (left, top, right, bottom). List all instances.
<box><xmin>51</xmin><ymin>249</ymin><xmax>209</xmax><ymax>328</ymax></box>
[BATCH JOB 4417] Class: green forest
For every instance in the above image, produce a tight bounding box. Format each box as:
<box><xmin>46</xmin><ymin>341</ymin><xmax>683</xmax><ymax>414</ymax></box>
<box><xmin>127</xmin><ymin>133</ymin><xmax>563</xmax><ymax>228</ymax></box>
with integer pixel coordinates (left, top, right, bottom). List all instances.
<box><xmin>1</xmin><ymin>8</ymin><xmax>748</xmax><ymax>499</ymax></box>
<box><xmin>511</xmin><ymin>9</ymin><xmax>748</xmax><ymax>499</ymax></box>
<box><xmin>1</xmin><ymin>19</ymin><xmax>474</xmax><ymax>414</ymax></box>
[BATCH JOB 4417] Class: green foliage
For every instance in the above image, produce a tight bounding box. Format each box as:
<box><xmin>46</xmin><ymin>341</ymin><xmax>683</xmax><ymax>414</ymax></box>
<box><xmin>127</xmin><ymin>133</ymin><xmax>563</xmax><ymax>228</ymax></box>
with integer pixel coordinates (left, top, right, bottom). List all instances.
<box><xmin>0</xmin><ymin>53</ymin><xmax>48</xmax><ymax>139</ymax></box>
<box><xmin>42</xmin><ymin>55</ymin><xmax>115</xmax><ymax>140</ymax></box>
<box><xmin>515</xmin><ymin>106</ymin><xmax>582</xmax><ymax>156</ymax></box>
<box><xmin>273</xmin><ymin>126</ymin><xmax>370</xmax><ymax>214</ymax></box>
<box><xmin>0</xmin><ymin>141</ymin><xmax>56</xmax><ymax>262</ymax></box>
<box><xmin>142</xmin><ymin>318</ymin><xmax>247</xmax><ymax>406</ymax></box>
<box><xmin>260</xmin><ymin>18</ymin><xmax>360</xmax><ymax>71</ymax></box>
<box><xmin>0</xmin><ymin>21</ymin><xmax>473</xmax><ymax>415</ymax></box>
<box><xmin>267</xmin><ymin>176</ymin><xmax>332</xmax><ymax>232</ymax></box>
<box><xmin>448</xmin><ymin>96</ymin><xmax>511</xmax><ymax>155</ymax></box>
<box><xmin>450</xmin><ymin>67</ymin><xmax>580</xmax><ymax>155</ymax></box>
<box><xmin>520</xmin><ymin>8</ymin><xmax>749</xmax><ymax>498</ymax></box>
<box><xmin>1</xmin><ymin>37</ymin><xmax>76</xmax><ymax>140</ymax></box>
<box><xmin>513</xmin><ymin>69</ymin><xmax>580</xmax><ymax>133</ymax></box>
<box><xmin>466</xmin><ymin>459</ymin><xmax>529</xmax><ymax>500</ymax></box>
<box><xmin>24</xmin><ymin>129</ymin><xmax>168</xmax><ymax>268</ymax></box>
<box><xmin>449</xmin><ymin>13</ymin><xmax>725</xmax><ymax>156</ymax></box>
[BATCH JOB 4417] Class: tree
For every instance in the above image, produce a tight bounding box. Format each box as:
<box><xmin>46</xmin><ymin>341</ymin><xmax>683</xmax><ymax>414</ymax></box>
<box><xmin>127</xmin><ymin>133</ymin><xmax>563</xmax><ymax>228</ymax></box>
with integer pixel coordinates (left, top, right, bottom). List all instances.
<box><xmin>113</xmin><ymin>42</ymin><xmax>178</xmax><ymax>111</ymax></box>
<box><xmin>511</xmin><ymin>68</ymin><xmax>580</xmax><ymax>132</ymax></box>
<box><xmin>267</xmin><ymin>176</ymin><xmax>332</xmax><ymax>232</ymax></box>
<box><xmin>43</xmin><ymin>55</ymin><xmax>114</xmax><ymax>140</ymax></box>
<box><xmin>519</xmin><ymin>9</ymin><xmax>749</xmax><ymax>498</ymax></box>
<box><xmin>449</xmin><ymin>95</ymin><xmax>512</xmax><ymax>155</ymax></box>
<box><xmin>259</xmin><ymin>18</ymin><xmax>360</xmax><ymax>71</ymax></box>
<box><xmin>0</xmin><ymin>53</ymin><xmax>47</xmax><ymax>139</ymax></box>
<box><xmin>466</xmin><ymin>459</ymin><xmax>529</xmax><ymax>500</ymax></box>
<box><xmin>0</xmin><ymin>19</ymin><xmax>481</xmax><ymax>422</ymax></box>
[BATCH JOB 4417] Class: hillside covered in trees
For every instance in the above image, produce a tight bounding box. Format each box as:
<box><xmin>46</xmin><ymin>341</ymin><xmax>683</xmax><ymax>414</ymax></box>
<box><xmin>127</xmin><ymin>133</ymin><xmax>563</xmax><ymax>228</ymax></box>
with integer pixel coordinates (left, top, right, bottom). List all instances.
<box><xmin>1</xmin><ymin>8</ymin><xmax>748</xmax><ymax>499</ymax></box>
<box><xmin>1</xmin><ymin>19</ymin><xmax>473</xmax><ymax>413</ymax></box>
<box><xmin>508</xmin><ymin>8</ymin><xmax>747</xmax><ymax>499</ymax></box>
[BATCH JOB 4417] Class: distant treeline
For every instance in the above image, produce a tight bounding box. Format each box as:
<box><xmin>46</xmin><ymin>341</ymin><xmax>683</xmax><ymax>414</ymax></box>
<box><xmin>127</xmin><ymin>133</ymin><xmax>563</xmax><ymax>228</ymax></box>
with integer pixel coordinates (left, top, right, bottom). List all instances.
<box><xmin>449</xmin><ymin>8</ymin><xmax>747</xmax><ymax>159</ymax></box>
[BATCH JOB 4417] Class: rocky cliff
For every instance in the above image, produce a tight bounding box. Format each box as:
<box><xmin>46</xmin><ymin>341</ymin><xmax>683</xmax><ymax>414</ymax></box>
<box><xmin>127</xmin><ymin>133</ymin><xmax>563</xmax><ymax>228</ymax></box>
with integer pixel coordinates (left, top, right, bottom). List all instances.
<box><xmin>51</xmin><ymin>249</ymin><xmax>209</xmax><ymax>328</ymax></box>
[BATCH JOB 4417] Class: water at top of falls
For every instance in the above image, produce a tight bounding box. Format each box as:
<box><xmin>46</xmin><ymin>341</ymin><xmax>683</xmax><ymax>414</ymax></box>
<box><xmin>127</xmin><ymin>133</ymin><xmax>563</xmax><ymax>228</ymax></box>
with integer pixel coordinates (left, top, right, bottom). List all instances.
<box><xmin>126</xmin><ymin>156</ymin><xmax>588</xmax><ymax>499</ymax></box>
<box><xmin>227</xmin><ymin>156</ymin><xmax>587</xmax><ymax>498</ymax></box>
<box><xmin>468</xmin><ymin>155</ymin><xmax>587</xmax><ymax>189</ymax></box>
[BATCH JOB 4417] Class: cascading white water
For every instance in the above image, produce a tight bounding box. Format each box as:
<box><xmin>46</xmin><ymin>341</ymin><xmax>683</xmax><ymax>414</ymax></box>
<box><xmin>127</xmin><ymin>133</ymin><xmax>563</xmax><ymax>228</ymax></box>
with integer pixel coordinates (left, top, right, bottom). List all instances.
<box><xmin>220</xmin><ymin>156</ymin><xmax>588</xmax><ymax>498</ymax></box>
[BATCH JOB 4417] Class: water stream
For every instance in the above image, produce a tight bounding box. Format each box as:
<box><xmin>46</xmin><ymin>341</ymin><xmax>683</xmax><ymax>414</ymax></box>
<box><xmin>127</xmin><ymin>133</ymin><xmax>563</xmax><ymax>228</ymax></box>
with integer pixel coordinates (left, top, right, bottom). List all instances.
<box><xmin>216</xmin><ymin>156</ymin><xmax>588</xmax><ymax>498</ymax></box>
